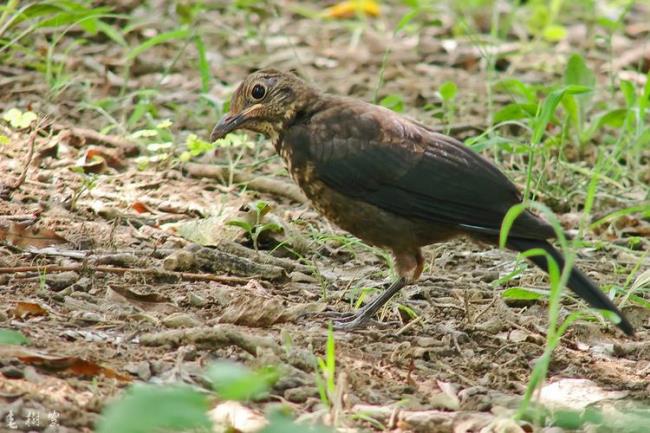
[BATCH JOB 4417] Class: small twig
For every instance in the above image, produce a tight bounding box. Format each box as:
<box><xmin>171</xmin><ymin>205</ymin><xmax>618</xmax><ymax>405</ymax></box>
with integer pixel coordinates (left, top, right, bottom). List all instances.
<box><xmin>395</xmin><ymin>315</ymin><xmax>423</xmax><ymax>336</ymax></box>
<box><xmin>0</xmin><ymin>264</ymin><xmax>251</xmax><ymax>285</ymax></box>
<box><xmin>183</xmin><ymin>162</ymin><xmax>307</xmax><ymax>203</ymax></box>
<box><xmin>50</xmin><ymin>123</ymin><xmax>138</xmax><ymax>153</ymax></box>
<box><xmin>8</xmin><ymin>122</ymin><xmax>40</xmax><ymax>191</ymax></box>
<box><xmin>471</xmin><ymin>294</ymin><xmax>498</xmax><ymax>324</ymax></box>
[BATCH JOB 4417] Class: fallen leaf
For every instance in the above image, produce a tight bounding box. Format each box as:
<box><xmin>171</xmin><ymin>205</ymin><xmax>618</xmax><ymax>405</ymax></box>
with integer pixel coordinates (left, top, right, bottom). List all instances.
<box><xmin>131</xmin><ymin>201</ymin><xmax>152</xmax><ymax>213</ymax></box>
<box><xmin>0</xmin><ymin>345</ymin><xmax>130</xmax><ymax>381</ymax></box>
<box><xmin>0</xmin><ymin>221</ymin><xmax>68</xmax><ymax>249</ymax></box>
<box><xmin>19</xmin><ymin>354</ymin><xmax>131</xmax><ymax>381</ymax></box>
<box><xmin>12</xmin><ymin>301</ymin><xmax>48</xmax><ymax>319</ymax></box>
<box><xmin>85</xmin><ymin>146</ymin><xmax>126</xmax><ymax>170</ymax></box>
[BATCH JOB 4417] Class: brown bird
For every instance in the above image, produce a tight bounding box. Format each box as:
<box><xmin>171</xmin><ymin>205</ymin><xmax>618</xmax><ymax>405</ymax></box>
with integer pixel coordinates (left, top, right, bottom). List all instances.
<box><xmin>210</xmin><ymin>69</ymin><xmax>633</xmax><ymax>336</ymax></box>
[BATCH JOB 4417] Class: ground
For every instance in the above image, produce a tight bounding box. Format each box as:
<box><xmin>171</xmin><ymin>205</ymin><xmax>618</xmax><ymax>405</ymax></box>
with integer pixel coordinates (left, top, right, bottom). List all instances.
<box><xmin>0</xmin><ymin>1</ymin><xmax>649</xmax><ymax>433</ymax></box>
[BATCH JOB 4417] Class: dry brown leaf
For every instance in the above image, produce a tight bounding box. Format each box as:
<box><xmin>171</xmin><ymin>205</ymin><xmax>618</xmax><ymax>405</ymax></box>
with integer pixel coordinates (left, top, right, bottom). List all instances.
<box><xmin>18</xmin><ymin>354</ymin><xmax>131</xmax><ymax>381</ymax></box>
<box><xmin>85</xmin><ymin>146</ymin><xmax>126</xmax><ymax>169</ymax></box>
<box><xmin>12</xmin><ymin>301</ymin><xmax>48</xmax><ymax>319</ymax></box>
<box><xmin>131</xmin><ymin>201</ymin><xmax>152</xmax><ymax>213</ymax></box>
<box><xmin>0</xmin><ymin>346</ymin><xmax>130</xmax><ymax>381</ymax></box>
<box><xmin>0</xmin><ymin>221</ymin><xmax>68</xmax><ymax>249</ymax></box>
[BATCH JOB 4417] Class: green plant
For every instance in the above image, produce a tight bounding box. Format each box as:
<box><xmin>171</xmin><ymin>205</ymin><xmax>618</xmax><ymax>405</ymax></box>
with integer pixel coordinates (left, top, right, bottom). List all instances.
<box><xmin>98</xmin><ymin>360</ymin><xmax>332</xmax><ymax>433</ymax></box>
<box><xmin>315</xmin><ymin>324</ymin><xmax>337</xmax><ymax>409</ymax></box>
<box><xmin>499</xmin><ymin>202</ymin><xmax>624</xmax><ymax>420</ymax></box>
<box><xmin>205</xmin><ymin>361</ymin><xmax>279</xmax><ymax>401</ymax></box>
<box><xmin>0</xmin><ymin>328</ymin><xmax>29</xmax><ymax>345</ymax></box>
<box><xmin>227</xmin><ymin>200</ymin><xmax>283</xmax><ymax>251</ymax></box>
<box><xmin>438</xmin><ymin>80</ymin><xmax>458</xmax><ymax>133</ymax></box>
<box><xmin>96</xmin><ymin>384</ymin><xmax>211</xmax><ymax>433</ymax></box>
<box><xmin>131</xmin><ymin>119</ymin><xmax>176</xmax><ymax>169</ymax></box>
<box><xmin>68</xmin><ymin>171</ymin><xmax>98</xmax><ymax>210</ymax></box>
<box><xmin>379</xmin><ymin>94</ymin><xmax>405</xmax><ymax>113</ymax></box>
<box><xmin>2</xmin><ymin>108</ymin><xmax>37</xmax><ymax>129</ymax></box>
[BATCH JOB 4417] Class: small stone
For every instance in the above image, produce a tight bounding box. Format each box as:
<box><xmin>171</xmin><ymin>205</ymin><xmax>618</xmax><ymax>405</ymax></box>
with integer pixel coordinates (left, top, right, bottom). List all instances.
<box><xmin>71</xmin><ymin>276</ymin><xmax>92</xmax><ymax>292</ymax></box>
<box><xmin>284</xmin><ymin>386</ymin><xmax>318</xmax><ymax>403</ymax></box>
<box><xmin>45</xmin><ymin>271</ymin><xmax>79</xmax><ymax>291</ymax></box>
<box><xmin>188</xmin><ymin>292</ymin><xmax>207</xmax><ymax>307</ymax></box>
<box><xmin>124</xmin><ymin>361</ymin><xmax>152</xmax><ymax>381</ymax></box>
<box><xmin>162</xmin><ymin>312</ymin><xmax>202</xmax><ymax>328</ymax></box>
<box><xmin>289</xmin><ymin>271</ymin><xmax>317</xmax><ymax>283</ymax></box>
<box><xmin>415</xmin><ymin>336</ymin><xmax>439</xmax><ymax>347</ymax></box>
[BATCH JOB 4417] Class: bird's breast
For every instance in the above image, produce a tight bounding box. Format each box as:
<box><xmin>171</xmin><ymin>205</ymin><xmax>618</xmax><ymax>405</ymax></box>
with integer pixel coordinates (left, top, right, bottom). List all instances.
<box><xmin>273</xmin><ymin>137</ymin><xmax>455</xmax><ymax>251</ymax></box>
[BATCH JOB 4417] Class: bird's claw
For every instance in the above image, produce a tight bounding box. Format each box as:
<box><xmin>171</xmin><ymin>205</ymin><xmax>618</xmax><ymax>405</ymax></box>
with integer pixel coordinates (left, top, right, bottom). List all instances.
<box><xmin>304</xmin><ymin>309</ymin><xmax>376</xmax><ymax>330</ymax></box>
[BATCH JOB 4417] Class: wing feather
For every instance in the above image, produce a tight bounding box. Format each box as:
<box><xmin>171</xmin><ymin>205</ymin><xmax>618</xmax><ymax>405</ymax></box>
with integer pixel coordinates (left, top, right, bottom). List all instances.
<box><xmin>288</xmin><ymin>98</ymin><xmax>554</xmax><ymax>240</ymax></box>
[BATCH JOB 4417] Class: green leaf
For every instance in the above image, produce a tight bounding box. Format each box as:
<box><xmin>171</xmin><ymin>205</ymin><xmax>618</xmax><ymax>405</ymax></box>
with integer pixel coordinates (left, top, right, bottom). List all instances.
<box><xmin>2</xmin><ymin>108</ymin><xmax>37</xmax><ymax>129</ymax></box>
<box><xmin>493</xmin><ymin>103</ymin><xmax>538</xmax><ymax>123</ymax></box>
<box><xmin>227</xmin><ymin>219</ymin><xmax>253</xmax><ymax>232</ymax></box>
<box><xmin>194</xmin><ymin>35</ymin><xmax>210</xmax><ymax>93</ymax></box>
<box><xmin>156</xmin><ymin>119</ymin><xmax>172</xmax><ymax>129</ymax></box>
<box><xmin>130</xmin><ymin>129</ymin><xmax>158</xmax><ymax>138</ymax></box>
<box><xmin>395</xmin><ymin>9</ymin><xmax>418</xmax><ymax>33</ymax></box>
<box><xmin>258</xmin><ymin>222</ymin><xmax>283</xmax><ymax>234</ymax></box>
<box><xmin>127</xmin><ymin>27</ymin><xmax>191</xmax><ymax>60</ymax></box>
<box><xmin>379</xmin><ymin>94</ymin><xmax>404</xmax><ymax>113</ymax></box>
<box><xmin>532</xmin><ymin>85</ymin><xmax>591</xmax><ymax>144</ymax></box>
<box><xmin>186</xmin><ymin>133</ymin><xmax>215</xmax><ymax>156</ymax></box>
<box><xmin>494</xmin><ymin>79</ymin><xmax>537</xmax><ymax>104</ymax></box>
<box><xmin>620</xmin><ymin>80</ymin><xmax>636</xmax><ymax>108</ymax></box>
<box><xmin>205</xmin><ymin>361</ymin><xmax>278</xmax><ymax>401</ymax></box>
<box><xmin>0</xmin><ymin>134</ymin><xmax>9</xmax><ymax>145</ymax></box>
<box><xmin>95</xmin><ymin>20</ymin><xmax>127</xmax><ymax>46</ymax></box>
<box><xmin>564</xmin><ymin>54</ymin><xmax>595</xmax><ymax>131</ymax></box>
<box><xmin>0</xmin><ymin>329</ymin><xmax>30</xmax><ymax>345</ymax></box>
<box><xmin>146</xmin><ymin>142</ymin><xmax>173</xmax><ymax>153</ymax></box>
<box><xmin>596</xmin><ymin>309</ymin><xmax>623</xmax><ymax>326</ymax></box>
<box><xmin>581</xmin><ymin>108</ymin><xmax>628</xmax><ymax>142</ymax></box>
<box><xmin>542</xmin><ymin>24</ymin><xmax>567</xmax><ymax>42</ymax></box>
<box><xmin>439</xmin><ymin>81</ymin><xmax>457</xmax><ymax>103</ymax></box>
<box><xmin>502</xmin><ymin>287</ymin><xmax>547</xmax><ymax>301</ymax></box>
<box><xmin>96</xmin><ymin>384</ymin><xmax>210</xmax><ymax>433</ymax></box>
<box><xmin>565</xmin><ymin>54</ymin><xmax>595</xmax><ymax>89</ymax></box>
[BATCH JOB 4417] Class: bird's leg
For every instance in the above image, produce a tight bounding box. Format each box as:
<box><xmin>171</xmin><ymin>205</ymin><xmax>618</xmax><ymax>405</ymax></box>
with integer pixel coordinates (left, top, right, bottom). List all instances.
<box><xmin>333</xmin><ymin>248</ymin><xmax>424</xmax><ymax>330</ymax></box>
<box><xmin>332</xmin><ymin>277</ymin><xmax>407</xmax><ymax>329</ymax></box>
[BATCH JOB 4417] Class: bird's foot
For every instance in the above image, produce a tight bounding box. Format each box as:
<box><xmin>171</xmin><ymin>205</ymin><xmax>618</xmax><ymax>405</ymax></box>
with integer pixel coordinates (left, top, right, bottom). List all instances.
<box><xmin>332</xmin><ymin>312</ymin><xmax>371</xmax><ymax>330</ymax></box>
<box><xmin>305</xmin><ymin>309</ymin><xmax>387</xmax><ymax>330</ymax></box>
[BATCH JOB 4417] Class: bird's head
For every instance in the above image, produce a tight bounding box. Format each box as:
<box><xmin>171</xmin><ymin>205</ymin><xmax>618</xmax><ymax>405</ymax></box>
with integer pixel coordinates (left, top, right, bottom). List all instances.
<box><xmin>210</xmin><ymin>69</ymin><xmax>314</xmax><ymax>142</ymax></box>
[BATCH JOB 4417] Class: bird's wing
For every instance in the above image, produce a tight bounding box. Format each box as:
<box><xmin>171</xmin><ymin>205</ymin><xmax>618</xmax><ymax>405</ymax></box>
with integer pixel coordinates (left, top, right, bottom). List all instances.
<box><xmin>287</xmin><ymin>98</ymin><xmax>554</xmax><ymax>240</ymax></box>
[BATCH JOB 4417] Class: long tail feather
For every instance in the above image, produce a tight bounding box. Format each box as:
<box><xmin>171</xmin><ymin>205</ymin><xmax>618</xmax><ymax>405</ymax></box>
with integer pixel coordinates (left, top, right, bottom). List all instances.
<box><xmin>507</xmin><ymin>238</ymin><xmax>633</xmax><ymax>336</ymax></box>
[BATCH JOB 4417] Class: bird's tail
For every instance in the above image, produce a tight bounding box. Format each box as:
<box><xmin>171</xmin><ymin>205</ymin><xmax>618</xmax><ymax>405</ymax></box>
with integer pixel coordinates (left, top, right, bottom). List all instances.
<box><xmin>507</xmin><ymin>238</ymin><xmax>634</xmax><ymax>336</ymax></box>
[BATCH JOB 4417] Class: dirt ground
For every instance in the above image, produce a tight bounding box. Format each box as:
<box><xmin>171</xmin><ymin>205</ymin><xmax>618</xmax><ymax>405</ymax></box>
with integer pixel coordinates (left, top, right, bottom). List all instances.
<box><xmin>1</xmin><ymin>1</ymin><xmax>649</xmax><ymax>432</ymax></box>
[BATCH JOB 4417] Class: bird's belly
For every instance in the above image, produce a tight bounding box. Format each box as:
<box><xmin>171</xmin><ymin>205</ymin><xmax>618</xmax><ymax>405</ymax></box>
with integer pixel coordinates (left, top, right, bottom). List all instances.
<box><xmin>289</xmin><ymin>164</ymin><xmax>456</xmax><ymax>251</ymax></box>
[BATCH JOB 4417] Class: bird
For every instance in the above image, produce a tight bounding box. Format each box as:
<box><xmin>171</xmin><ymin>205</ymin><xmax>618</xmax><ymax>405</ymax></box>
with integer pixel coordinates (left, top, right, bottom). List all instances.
<box><xmin>209</xmin><ymin>69</ymin><xmax>633</xmax><ymax>336</ymax></box>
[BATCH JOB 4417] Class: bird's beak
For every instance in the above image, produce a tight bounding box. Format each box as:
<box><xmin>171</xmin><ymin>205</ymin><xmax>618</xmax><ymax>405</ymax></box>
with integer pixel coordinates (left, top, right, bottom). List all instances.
<box><xmin>210</xmin><ymin>104</ymin><xmax>260</xmax><ymax>142</ymax></box>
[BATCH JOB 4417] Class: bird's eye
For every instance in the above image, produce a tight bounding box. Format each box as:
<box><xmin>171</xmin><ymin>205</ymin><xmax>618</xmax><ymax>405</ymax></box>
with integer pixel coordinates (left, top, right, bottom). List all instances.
<box><xmin>251</xmin><ymin>84</ymin><xmax>266</xmax><ymax>100</ymax></box>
